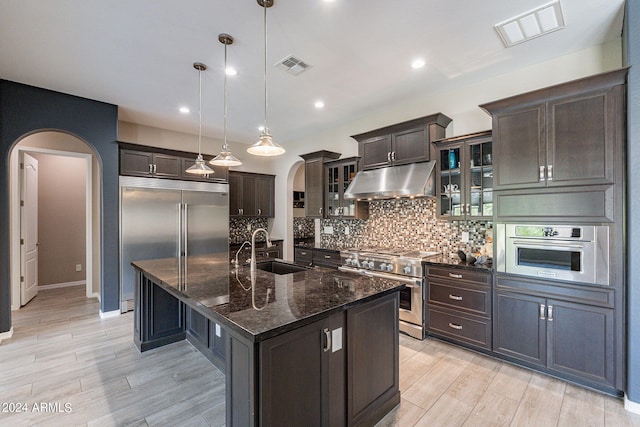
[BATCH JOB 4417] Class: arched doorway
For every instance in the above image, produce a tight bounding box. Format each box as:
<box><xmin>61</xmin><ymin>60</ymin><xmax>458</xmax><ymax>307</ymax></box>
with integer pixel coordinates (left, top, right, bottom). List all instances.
<box><xmin>9</xmin><ymin>131</ymin><xmax>100</xmax><ymax>311</ymax></box>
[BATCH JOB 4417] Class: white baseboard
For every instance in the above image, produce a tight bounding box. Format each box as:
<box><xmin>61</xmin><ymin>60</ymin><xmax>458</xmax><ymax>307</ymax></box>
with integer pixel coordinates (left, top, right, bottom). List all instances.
<box><xmin>625</xmin><ymin>395</ymin><xmax>640</xmax><ymax>415</ymax></box>
<box><xmin>0</xmin><ymin>327</ymin><xmax>14</xmax><ymax>344</ymax></box>
<box><xmin>39</xmin><ymin>280</ymin><xmax>86</xmax><ymax>290</ymax></box>
<box><xmin>91</xmin><ymin>292</ymin><xmax>101</xmax><ymax>302</ymax></box>
<box><xmin>99</xmin><ymin>309</ymin><xmax>120</xmax><ymax>319</ymax></box>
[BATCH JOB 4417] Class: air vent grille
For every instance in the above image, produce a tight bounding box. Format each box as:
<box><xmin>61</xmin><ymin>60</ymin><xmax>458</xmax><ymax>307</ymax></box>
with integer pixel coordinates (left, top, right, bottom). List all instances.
<box><xmin>275</xmin><ymin>55</ymin><xmax>311</xmax><ymax>76</ymax></box>
<box><xmin>495</xmin><ymin>0</ymin><xmax>565</xmax><ymax>48</ymax></box>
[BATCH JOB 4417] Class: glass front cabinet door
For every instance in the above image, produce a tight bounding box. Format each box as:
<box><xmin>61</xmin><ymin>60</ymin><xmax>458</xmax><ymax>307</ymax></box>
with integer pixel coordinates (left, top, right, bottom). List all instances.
<box><xmin>325</xmin><ymin>157</ymin><xmax>367</xmax><ymax>219</ymax></box>
<box><xmin>435</xmin><ymin>131</ymin><xmax>492</xmax><ymax>220</ymax></box>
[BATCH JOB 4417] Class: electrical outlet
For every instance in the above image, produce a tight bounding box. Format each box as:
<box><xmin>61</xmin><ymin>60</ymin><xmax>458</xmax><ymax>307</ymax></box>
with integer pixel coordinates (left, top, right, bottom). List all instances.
<box><xmin>461</xmin><ymin>231</ymin><xmax>470</xmax><ymax>243</ymax></box>
<box><xmin>323</xmin><ymin>226</ymin><xmax>334</xmax><ymax>234</ymax></box>
<box><xmin>75</xmin><ymin>264</ymin><xmax>82</xmax><ymax>272</ymax></box>
<box><xmin>344</xmin><ymin>226</ymin><xmax>350</xmax><ymax>235</ymax></box>
<box><xmin>298</xmin><ymin>224</ymin><xmax>303</xmax><ymax>231</ymax></box>
<box><xmin>247</xmin><ymin>223</ymin><xmax>251</xmax><ymax>231</ymax></box>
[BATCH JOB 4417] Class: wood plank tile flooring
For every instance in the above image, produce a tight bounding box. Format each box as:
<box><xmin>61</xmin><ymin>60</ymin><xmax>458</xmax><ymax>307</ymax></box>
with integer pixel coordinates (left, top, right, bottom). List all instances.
<box><xmin>1</xmin><ymin>286</ymin><xmax>639</xmax><ymax>426</ymax></box>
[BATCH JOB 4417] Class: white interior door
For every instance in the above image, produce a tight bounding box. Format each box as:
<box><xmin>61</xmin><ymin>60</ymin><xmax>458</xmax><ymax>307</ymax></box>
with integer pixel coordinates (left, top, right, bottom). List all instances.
<box><xmin>21</xmin><ymin>153</ymin><xmax>39</xmax><ymax>305</ymax></box>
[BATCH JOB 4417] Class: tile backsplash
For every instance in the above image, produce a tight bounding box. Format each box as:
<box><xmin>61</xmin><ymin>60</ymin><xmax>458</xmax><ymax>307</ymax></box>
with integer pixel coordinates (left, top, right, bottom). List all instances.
<box><xmin>293</xmin><ymin>217</ymin><xmax>315</xmax><ymax>239</ymax></box>
<box><xmin>229</xmin><ymin>217</ymin><xmax>269</xmax><ymax>244</ymax></box>
<box><xmin>320</xmin><ymin>198</ymin><xmax>491</xmax><ymax>255</ymax></box>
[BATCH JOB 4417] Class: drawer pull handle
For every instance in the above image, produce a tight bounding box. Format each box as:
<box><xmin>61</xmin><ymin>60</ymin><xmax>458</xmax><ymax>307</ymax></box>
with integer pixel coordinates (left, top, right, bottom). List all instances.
<box><xmin>300</xmin><ymin>251</ymin><xmax>307</xmax><ymax>255</ymax></box>
<box><xmin>448</xmin><ymin>322</ymin><xmax>463</xmax><ymax>330</ymax></box>
<box><xmin>448</xmin><ymin>294</ymin><xmax>463</xmax><ymax>301</ymax></box>
<box><xmin>323</xmin><ymin>328</ymin><xmax>331</xmax><ymax>352</ymax></box>
<box><xmin>324</xmin><ymin>255</ymin><xmax>331</xmax><ymax>259</ymax></box>
<box><xmin>448</xmin><ymin>273</ymin><xmax>463</xmax><ymax>279</ymax></box>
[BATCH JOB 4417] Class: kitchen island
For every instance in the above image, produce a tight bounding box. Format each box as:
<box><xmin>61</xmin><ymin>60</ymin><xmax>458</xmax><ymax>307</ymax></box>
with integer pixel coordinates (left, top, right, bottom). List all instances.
<box><xmin>132</xmin><ymin>255</ymin><xmax>404</xmax><ymax>426</ymax></box>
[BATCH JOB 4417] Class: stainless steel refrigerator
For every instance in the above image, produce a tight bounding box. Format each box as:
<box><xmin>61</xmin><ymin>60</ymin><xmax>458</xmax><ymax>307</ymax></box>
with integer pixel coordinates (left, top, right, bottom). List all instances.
<box><xmin>119</xmin><ymin>176</ymin><xmax>229</xmax><ymax>312</ymax></box>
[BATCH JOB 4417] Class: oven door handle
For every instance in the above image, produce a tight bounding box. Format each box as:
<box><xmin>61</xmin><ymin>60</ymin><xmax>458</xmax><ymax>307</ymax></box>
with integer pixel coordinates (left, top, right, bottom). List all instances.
<box><xmin>511</xmin><ymin>240</ymin><xmax>586</xmax><ymax>249</ymax></box>
<box><xmin>338</xmin><ymin>266</ymin><xmax>421</xmax><ymax>287</ymax></box>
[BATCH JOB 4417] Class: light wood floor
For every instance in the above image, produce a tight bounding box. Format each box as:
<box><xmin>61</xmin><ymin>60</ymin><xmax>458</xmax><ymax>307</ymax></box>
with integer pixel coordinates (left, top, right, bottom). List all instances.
<box><xmin>1</xmin><ymin>286</ymin><xmax>639</xmax><ymax>426</ymax></box>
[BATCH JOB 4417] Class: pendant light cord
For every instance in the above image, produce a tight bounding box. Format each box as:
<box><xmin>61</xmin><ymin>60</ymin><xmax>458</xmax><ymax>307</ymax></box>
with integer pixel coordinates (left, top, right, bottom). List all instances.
<box><xmin>223</xmin><ymin>42</ymin><xmax>228</xmax><ymax>150</ymax></box>
<box><xmin>263</xmin><ymin>1</ymin><xmax>268</xmax><ymax>131</ymax></box>
<box><xmin>198</xmin><ymin>67</ymin><xmax>203</xmax><ymax>155</ymax></box>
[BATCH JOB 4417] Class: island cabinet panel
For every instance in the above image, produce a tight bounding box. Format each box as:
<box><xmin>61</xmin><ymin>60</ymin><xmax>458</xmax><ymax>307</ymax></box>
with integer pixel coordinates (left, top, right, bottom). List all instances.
<box><xmin>260</xmin><ymin>312</ymin><xmax>345</xmax><ymax>427</ymax></box>
<box><xmin>185</xmin><ymin>306</ymin><xmax>226</xmax><ymax>372</ymax></box>
<box><xmin>134</xmin><ymin>272</ymin><xmax>185</xmax><ymax>352</ymax></box>
<box><xmin>347</xmin><ymin>293</ymin><xmax>400</xmax><ymax>427</ymax></box>
<box><xmin>493</xmin><ymin>274</ymin><xmax>618</xmax><ymax>390</ymax></box>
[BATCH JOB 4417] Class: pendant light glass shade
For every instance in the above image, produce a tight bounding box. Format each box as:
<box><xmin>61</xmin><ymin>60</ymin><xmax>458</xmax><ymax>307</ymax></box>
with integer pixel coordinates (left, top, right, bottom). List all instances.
<box><xmin>186</xmin><ymin>62</ymin><xmax>214</xmax><ymax>175</ymax></box>
<box><xmin>248</xmin><ymin>0</ymin><xmax>285</xmax><ymax>157</ymax></box>
<box><xmin>210</xmin><ymin>34</ymin><xmax>242</xmax><ymax>167</ymax></box>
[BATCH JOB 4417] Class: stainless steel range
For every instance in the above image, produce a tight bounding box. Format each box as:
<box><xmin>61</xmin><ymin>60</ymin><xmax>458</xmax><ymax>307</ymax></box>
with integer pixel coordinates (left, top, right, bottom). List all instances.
<box><xmin>339</xmin><ymin>247</ymin><xmax>439</xmax><ymax>339</ymax></box>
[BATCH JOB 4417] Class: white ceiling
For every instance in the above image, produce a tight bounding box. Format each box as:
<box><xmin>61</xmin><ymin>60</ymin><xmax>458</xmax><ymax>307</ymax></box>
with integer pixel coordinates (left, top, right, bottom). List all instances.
<box><xmin>0</xmin><ymin>0</ymin><xmax>624</xmax><ymax>147</ymax></box>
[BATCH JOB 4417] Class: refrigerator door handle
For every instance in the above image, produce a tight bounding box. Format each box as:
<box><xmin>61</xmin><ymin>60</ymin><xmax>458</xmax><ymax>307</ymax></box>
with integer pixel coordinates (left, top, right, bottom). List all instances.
<box><xmin>177</xmin><ymin>203</ymin><xmax>183</xmax><ymax>287</ymax></box>
<box><xmin>183</xmin><ymin>203</ymin><xmax>188</xmax><ymax>287</ymax></box>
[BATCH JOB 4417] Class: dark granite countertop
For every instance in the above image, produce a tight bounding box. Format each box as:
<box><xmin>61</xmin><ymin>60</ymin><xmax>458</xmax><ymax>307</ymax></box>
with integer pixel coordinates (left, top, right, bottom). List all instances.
<box><xmin>132</xmin><ymin>255</ymin><xmax>404</xmax><ymax>342</ymax></box>
<box><xmin>423</xmin><ymin>254</ymin><xmax>494</xmax><ymax>272</ymax></box>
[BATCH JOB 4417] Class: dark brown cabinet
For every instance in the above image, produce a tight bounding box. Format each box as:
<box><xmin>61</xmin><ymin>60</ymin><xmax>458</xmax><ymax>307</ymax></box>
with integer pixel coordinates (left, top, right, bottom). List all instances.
<box><xmin>185</xmin><ymin>306</ymin><xmax>226</xmax><ymax>372</ymax></box>
<box><xmin>493</xmin><ymin>275</ymin><xmax>617</xmax><ymax>389</ymax></box>
<box><xmin>351</xmin><ymin>113</ymin><xmax>451</xmax><ymax>170</ymax></box>
<box><xmin>119</xmin><ymin>143</ymin><xmax>228</xmax><ymax>183</ymax></box>
<box><xmin>134</xmin><ymin>271</ymin><xmax>185</xmax><ymax>352</ymax></box>
<box><xmin>260</xmin><ymin>311</ymin><xmax>345</xmax><ymax>426</ymax></box>
<box><xmin>434</xmin><ymin>131</ymin><xmax>493</xmax><ymax>220</ymax></box>
<box><xmin>325</xmin><ymin>157</ymin><xmax>369</xmax><ymax>220</ymax></box>
<box><xmin>228</xmin><ymin>171</ymin><xmax>274</xmax><ymax>217</ymax></box>
<box><xmin>300</xmin><ymin>150</ymin><xmax>341</xmax><ymax>218</ymax></box>
<box><xmin>231</xmin><ymin>240</ymin><xmax>282</xmax><ymax>266</ymax></box>
<box><xmin>481</xmin><ymin>69</ymin><xmax>625</xmax><ymax>192</ymax></box>
<box><xmin>294</xmin><ymin>247</ymin><xmax>341</xmax><ymax>268</ymax></box>
<box><xmin>426</xmin><ymin>266</ymin><xmax>492</xmax><ymax>350</ymax></box>
<box><xmin>294</xmin><ymin>247</ymin><xmax>314</xmax><ymax>266</ymax></box>
<box><xmin>120</xmin><ymin>149</ymin><xmax>181</xmax><ymax>178</ymax></box>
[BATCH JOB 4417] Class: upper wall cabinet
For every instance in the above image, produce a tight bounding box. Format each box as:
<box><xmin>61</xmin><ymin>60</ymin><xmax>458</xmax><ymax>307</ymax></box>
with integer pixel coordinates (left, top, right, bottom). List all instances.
<box><xmin>229</xmin><ymin>171</ymin><xmax>275</xmax><ymax>217</ymax></box>
<box><xmin>300</xmin><ymin>150</ymin><xmax>341</xmax><ymax>218</ymax></box>
<box><xmin>351</xmin><ymin>113</ymin><xmax>452</xmax><ymax>170</ymax></box>
<box><xmin>480</xmin><ymin>69</ymin><xmax>626</xmax><ymax>192</ymax></box>
<box><xmin>119</xmin><ymin>142</ymin><xmax>228</xmax><ymax>183</ymax></box>
<box><xmin>434</xmin><ymin>131</ymin><xmax>493</xmax><ymax>220</ymax></box>
<box><xmin>325</xmin><ymin>156</ymin><xmax>369</xmax><ymax>220</ymax></box>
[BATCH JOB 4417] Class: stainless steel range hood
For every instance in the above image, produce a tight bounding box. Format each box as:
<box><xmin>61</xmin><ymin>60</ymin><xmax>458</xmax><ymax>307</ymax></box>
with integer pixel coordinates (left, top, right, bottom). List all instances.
<box><xmin>343</xmin><ymin>161</ymin><xmax>436</xmax><ymax>200</ymax></box>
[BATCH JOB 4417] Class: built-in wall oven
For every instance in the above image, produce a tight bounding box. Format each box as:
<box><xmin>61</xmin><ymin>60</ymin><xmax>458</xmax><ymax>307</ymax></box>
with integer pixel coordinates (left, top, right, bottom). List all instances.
<box><xmin>496</xmin><ymin>224</ymin><xmax>609</xmax><ymax>286</ymax></box>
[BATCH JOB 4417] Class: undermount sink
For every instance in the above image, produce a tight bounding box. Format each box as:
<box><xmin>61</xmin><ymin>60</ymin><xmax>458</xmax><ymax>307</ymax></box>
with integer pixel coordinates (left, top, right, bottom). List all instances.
<box><xmin>255</xmin><ymin>260</ymin><xmax>310</xmax><ymax>275</ymax></box>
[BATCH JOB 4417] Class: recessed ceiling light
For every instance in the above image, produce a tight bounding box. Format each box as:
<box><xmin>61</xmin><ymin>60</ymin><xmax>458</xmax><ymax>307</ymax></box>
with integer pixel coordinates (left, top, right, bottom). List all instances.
<box><xmin>179</xmin><ymin>106</ymin><xmax>190</xmax><ymax>114</ymax></box>
<box><xmin>411</xmin><ymin>59</ymin><xmax>426</xmax><ymax>69</ymax></box>
<box><xmin>323</xmin><ymin>0</ymin><xmax>336</xmax><ymax>3</ymax></box>
<box><xmin>314</xmin><ymin>100</ymin><xmax>325</xmax><ymax>109</ymax></box>
<box><xmin>225</xmin><ymin>67</ymin><xmax>237</xmax><ymax>76</ymax></box>
<box><xmin>258</xmin><ymin>125</ymin><xmax>265</xmax><ymax>132</ymax></box>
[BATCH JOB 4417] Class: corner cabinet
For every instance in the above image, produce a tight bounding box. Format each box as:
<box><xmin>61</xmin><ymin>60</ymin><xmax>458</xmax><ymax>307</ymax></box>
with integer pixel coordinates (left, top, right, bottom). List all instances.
<box><xmin>228</xmin><ymin>171</ymin><xmax>274</xmax><ymax>217</ymax></box>
<box><xmin>434</xmin><ymin>131</ymin><xmax>493</xmax><ymax>220</ymax></box>
<box><xmin>300</xmin><ymin>150</ymin><xmax>341</xmax><ymax>218</ymax></box>
<box><xmin>325</xmin><ymin>157</ymin><xmax>369</xmax><ymax>220</ymax></box>
<box><xmin>351</xmin><ymin>113</ymin><xmax>451</xmax><ymax>170</ymax></box>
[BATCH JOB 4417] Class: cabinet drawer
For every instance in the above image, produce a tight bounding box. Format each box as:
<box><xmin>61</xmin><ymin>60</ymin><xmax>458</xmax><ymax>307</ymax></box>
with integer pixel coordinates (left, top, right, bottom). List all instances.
<box><xmin>427</xmin><ymin>307</ymin><xmax>491</xmax><ymax>350</ymax></box>
<box><xmin>295</xmin><ymin>248</ymin><xmax>313</xmax><ymax>265</ymax></box>
<box><xmin>427</xmin><ymin>266</ymin><xmax>491</xmax><ymax>286</ymax></box>
<box><xmin>428</xmin><ymin>282</ymin><xmax>490</xmax><ymax>317</ymax></box>
<box><xmin>313</xmin><ymin>250</ymin><xmax>341</xmax><ymax>267</ymax></box>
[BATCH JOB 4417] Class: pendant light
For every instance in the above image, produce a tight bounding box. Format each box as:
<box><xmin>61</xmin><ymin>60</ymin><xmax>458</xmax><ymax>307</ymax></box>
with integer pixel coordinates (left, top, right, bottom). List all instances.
<box><xmin>247</xmin><ymin>0</ymin><xmax>286</xmax><ymax>157</ymax></box>
<box><xmin>210</xmin><ymin>34</ymin><xmax>242</xmax><ymax>167</ymax></box>
<box><xmin>186</xmin><ymin>62</ymin><xmax>215</xmax><ymax>175</ymax></box>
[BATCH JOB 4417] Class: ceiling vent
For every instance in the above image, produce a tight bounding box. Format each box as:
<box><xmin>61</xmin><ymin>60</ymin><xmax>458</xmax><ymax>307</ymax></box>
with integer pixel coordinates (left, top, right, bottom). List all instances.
<box><xmin>495</xmin><ymin>0</ymin><xmax>566</xmax><ymax>48</ymax></box>
<box><xmin>275</xmin><ymin>55</ymin><xmax>311</xmax><ymax>76</ymax></box>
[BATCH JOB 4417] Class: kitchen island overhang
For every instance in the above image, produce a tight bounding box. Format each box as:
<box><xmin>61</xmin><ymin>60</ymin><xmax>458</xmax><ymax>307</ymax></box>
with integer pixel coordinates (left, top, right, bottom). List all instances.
<box><xmin>132</xmin><ymin>256</ymin><xmax>404</xmax><ymax>426</ymax></box>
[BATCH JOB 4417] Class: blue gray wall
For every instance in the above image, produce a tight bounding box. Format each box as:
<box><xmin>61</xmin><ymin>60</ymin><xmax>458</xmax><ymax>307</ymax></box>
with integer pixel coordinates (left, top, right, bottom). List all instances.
<box><xmin>625</xmin><ymin>0</ymin><xmax>640</xmax><ymax>404</ymax></box>
<box><xmin>0</xmin><ymin>80</ymin><xmax>119</xmax><ymax>334</ymax></box>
